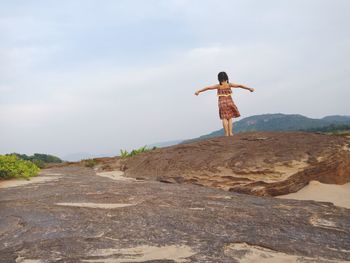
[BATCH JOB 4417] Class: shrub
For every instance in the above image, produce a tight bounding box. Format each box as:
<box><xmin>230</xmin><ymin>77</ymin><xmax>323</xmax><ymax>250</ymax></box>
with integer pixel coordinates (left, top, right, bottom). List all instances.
<box><xmin>120</xmin><ymin>149</ymin><xmax>129</xmax><ymax>158</ymax></box>
<box><xmin>6</xmin><ymin>153</ymin><xmax>63</xmax><ymax>168</ymax></box>
<box><xmin>119</xmin><ymin>145</ymin><xmax>156</xmax><ymax>158</ymax></box>
<box><xmin>0</xmin><ymin>155</ymin><xmax>40</xmax><ymax>179</ymax></box>
<box><xmin>31</xmin><ymin>159</ymin><xmax>46</xmax><ymax>168</ymax></box>
<box><xmin>82</xmin><ymin>159</ymin><xmax>98</xmax><ymax>168</ymax></box>
<box><xmin>31</xmin><ymin>153</ymin><xmax>62</xmax><ymax>163</ymax></box>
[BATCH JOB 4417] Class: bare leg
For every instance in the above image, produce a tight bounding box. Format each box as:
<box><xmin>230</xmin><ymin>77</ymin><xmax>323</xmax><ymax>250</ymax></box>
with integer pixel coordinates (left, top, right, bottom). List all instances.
<box><xmin>222</xmin><ymin>119</ymin><xmax>229</xmax><ymax>136</ymax></box>
<box><xmin>228</xmin><ymin>118</ymin><xmax>233</xmax><ymax>136</ymax></box>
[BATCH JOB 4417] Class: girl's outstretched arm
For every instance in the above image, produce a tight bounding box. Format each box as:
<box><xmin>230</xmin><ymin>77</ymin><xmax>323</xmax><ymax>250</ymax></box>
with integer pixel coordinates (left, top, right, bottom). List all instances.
<box><xmin>195</xmin><ymin>84</ymin><xmax>219</xmax><ymax>96</ymax></box>
<box><xmin>229</xmin><ymin>83</ymin><xmax>254</xmax><ymax>92</ymax></box>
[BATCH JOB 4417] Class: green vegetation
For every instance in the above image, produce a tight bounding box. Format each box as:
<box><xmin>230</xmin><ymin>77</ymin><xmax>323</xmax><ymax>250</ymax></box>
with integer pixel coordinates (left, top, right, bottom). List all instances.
<box><xmin>301</xmin><ymin>123</ymin><xmax>350</xmax><ymax>133</ymax></box>
<box><xmin>120</xmin><ymin>149</ymin><xmax>129</xmax><ymax>158</ymax></box>
<box><xmin>181</xmin><ymin>114</ymin><xmax>350</xmax><ymax>144</ymax></box>
<box><xmin>7</xmin><ymin>153</ymin><xmax>63</xmax><ymax>168</ymax></box>
<box><xmin>120</xmin><ymin>146</ymin><xmax>156</xmax><ymax>158</ymax></box>
<box><xmin>330</xmin><ymin>130</ymin><xmax>350</xmax><ymax>136</ymax></box>
<box><xmin>0</xmin><ymin>155</ymin><xmax>40</xmax><ymax>179</ymax></box>
<box><xmin>82</xmin><ymin>159</ymin><xmax>98</xmax><ymax>168</ymax></box>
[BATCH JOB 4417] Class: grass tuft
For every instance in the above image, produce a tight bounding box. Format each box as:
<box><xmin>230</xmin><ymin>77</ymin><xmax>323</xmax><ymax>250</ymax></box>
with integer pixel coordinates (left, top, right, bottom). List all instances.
<box><xmin>120</xmin><ymin>146</ymin><xmax>156</xmax><ymax>158</ymax></box>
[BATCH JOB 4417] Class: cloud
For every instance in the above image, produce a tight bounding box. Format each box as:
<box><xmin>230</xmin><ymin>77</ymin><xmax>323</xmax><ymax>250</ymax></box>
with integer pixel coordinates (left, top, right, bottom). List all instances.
<box><xmin>0</xmin><ymin>0</ymin><xmax>349</xmax><ymax>157</ymax></box>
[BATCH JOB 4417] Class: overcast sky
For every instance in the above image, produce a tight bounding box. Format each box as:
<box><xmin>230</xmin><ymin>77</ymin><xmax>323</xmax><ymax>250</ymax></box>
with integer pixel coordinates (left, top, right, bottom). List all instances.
<box><xmin>1</xmin><ymin>0</ymin><xmax>349</xmax><ymax>158</ymax></box>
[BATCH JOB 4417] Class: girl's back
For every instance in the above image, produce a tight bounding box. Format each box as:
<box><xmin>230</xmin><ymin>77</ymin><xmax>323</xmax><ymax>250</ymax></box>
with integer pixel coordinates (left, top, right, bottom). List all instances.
<box><xmin>217</xmin><ymin>83</ymin><xmax>232</xmax><ymax>95</ymax></box>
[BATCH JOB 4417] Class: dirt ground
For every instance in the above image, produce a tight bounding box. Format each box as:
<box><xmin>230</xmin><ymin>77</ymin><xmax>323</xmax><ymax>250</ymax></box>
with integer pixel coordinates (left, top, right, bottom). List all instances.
<box><xmin>1</xmin><ymin>166</ymin><xmax>349</xmax><ymax>262</ymax></box>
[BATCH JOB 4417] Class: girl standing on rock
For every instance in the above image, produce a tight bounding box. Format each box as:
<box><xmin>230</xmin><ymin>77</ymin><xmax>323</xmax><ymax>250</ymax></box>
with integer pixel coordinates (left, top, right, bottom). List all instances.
<box><xmin>195</xmin><ymin>72</ymin><xmax>254</xmax><ymax>136</ymax></box>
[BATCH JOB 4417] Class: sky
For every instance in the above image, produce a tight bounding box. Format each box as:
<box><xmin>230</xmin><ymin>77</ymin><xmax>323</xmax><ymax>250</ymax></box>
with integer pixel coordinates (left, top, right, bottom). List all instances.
<box><xmin>1</xmin><ymin>0</ymin><xmax>349</xmax><ymax>159</ymax></box>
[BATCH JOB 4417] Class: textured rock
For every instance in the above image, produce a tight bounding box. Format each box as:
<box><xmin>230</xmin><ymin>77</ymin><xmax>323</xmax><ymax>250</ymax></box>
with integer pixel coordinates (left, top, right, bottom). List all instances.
<box><xmin>115</xmin><ymin>132</ymin><xmax>350</xmax><ymax>196</ymax></box>
<box><xmin>0</xmin><ymin>166</ymin><xmax>349</xmax><ymax>262</ymax></box>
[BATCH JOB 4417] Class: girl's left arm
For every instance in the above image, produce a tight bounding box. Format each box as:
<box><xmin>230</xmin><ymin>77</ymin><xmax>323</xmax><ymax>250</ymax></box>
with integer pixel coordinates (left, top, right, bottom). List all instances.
<box><xmin>229</xmin><ymin>83</ymin><xmax>254</xmax><ymax>92</ymax></box>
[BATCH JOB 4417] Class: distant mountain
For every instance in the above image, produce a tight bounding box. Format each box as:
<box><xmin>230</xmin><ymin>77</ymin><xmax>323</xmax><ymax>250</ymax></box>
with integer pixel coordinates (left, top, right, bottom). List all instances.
<box><xmin>62</xmin><ymin>140</ymin><xmax>184</xmax><ymax>161</ymax></box>
<box><xmin>321</xmin><ymin>115</ymin><xmax>350</xmax><ymax>123</ymax></box>
<box><xmin>181</xmin><ymin>113</ymin><xmax>350</xmax><ymax>143</ymax></box>
<box><xmin>148</xmin><ymin>139</ymin><xmax>183</xmax><ymax>148</ymax></box>
<box><xmin>62</xmin><ymin>152</ymin><xmax>111</xmax><ymax>162</ymax></box>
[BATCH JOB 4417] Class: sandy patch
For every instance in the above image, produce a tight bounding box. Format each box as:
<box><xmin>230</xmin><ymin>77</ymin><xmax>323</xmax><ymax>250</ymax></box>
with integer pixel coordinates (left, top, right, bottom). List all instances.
<box><xmin>16</xmin><ymin>257</ymin><xmax>43</xmax><ymax>263</ymax></box>
<box><xmin>278</xmin><ymin>181</ymin><xmax>350</xmax><ymax>209</ymax></box>
<box><xmin>341</xmin><ymin>144</ymin><xmax>350</xmax><ymax>152</ymax></box>
<box><xmin>81</xmin><ymin>245</ymin><xmax>195</xmax><ymax>263</ymax></box>
<box><xmin>0</xmin><ymin>176</ymin><xmax>61</xmax><ymax>189</ymax></box>
<box><xmin>310</xmin><ymin>217</ymin><xmax>337</xmax><ymax>228</ymax></box>
<box><xmin>271</xmin><ymin>160</ymin><xmax>309</xmax><ymax>181</ymax></box>
<box><xmin>224</xmin><ymin>242</ymin><xmax>347</xmax><ymax>263</ymax></box>
<box><xmin>96</xmin><ymin>171</ymin><xmax>135</xmax><ymax>181</ymax></box>
<box><xmin>243</xmin><ymin>159</ymin><xmax>309</xmax><ymax>183</ymax></box>
<box><xmin>208</xmin><ymin>195</ymin><xmax>232</xmax><ymax>199</ymax></box>
<box><xmin>309</xmin><ymin>216</ymin><xmax>346</xmax><ymax>232</ymax></box>
<box><xmin>189</xmin><ymin>207</ymin><xmax>205</xmax><ymax>210</ymax></box>
<box><xmin>55</xmin><ymin>202</ymin><xmax>136</xmax><ymax>209</ymax></box>
<box><xmin>217</xmin><ymin>159</ymin><xmax>309</xmax><ymax>184</ymax></box>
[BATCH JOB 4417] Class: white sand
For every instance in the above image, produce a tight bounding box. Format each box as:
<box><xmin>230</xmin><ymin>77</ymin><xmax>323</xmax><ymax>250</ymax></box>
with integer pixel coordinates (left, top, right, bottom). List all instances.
<box><xmin>224</xmin><ymin>242</ymin><xmax>347</xmax><ymax>263</ymax></box>
<box><xmin>0</xmin><ymin>175</ymin><xmax>61</xmax><ymax>189</ymax></box>
<box><xmin>96</xmin><ymin>171</ymin><xmax>135</xmax><ymax>181</ymax></box>
<box><xmin>55</xmin><ymin>202</ymin><xmax>135</xmax><ymax>209</ymax></box>
<box><xmin>278</xmin><ymin>181</ymin><xmax>350</xmax><ymax>209</ymax></box>
<box><xmin>15</xmin><ymin>257</ymin><xmax>43</xmax><ymax>263</ymax></box>
<box><xmin>208</xmin><ymin>195</ymin><xmax>232</xmax><ymax>199</ymax></box>
<box><xmin>189</xmin><ymin>207</ymin><xmax>205</xmax><ymax>210</ymax></box>
<box><xmin>81</xmin><ymin>245</ymin><xmax>195</xmax><ymax>263</ymax></box>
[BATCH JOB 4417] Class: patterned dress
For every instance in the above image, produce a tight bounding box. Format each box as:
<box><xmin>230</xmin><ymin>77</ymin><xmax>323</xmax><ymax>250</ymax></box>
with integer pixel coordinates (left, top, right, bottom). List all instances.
<box><xmin>217</xmin><ymin>87</ymin><xmax>241</xmax><ymax>120</ymax></box>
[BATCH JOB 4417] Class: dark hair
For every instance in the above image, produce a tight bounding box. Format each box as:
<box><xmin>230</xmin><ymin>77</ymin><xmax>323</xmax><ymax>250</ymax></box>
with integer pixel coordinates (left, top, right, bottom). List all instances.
<box><xmin>218</xmin><ymin>71</ymin><xmax>229</xmax><ymax>85</ymax></box>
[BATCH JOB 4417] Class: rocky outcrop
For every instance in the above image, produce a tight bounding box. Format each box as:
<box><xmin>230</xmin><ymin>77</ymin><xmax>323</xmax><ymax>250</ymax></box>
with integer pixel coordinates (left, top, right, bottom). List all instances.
<box><xmin>114</xmin><ymin>132</ymin><xmax>350</xmax><ymax>196</ymax></box>
<box><xmin>0</xmin><ymin>166</ymin><xmax>349</xmax><ymax>262</ymax></box>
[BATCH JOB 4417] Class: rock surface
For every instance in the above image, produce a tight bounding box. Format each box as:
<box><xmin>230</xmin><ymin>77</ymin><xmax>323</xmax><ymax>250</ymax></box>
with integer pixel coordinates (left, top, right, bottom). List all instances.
<box><xmin>114</xmin><ymin>132</ymin><xmax>350</xmax><ymax>196</ymax></box>
<box><xmin>1</xmin><ymin>166</ymin><xmax>350</xmax><ymax>262</ymax></box>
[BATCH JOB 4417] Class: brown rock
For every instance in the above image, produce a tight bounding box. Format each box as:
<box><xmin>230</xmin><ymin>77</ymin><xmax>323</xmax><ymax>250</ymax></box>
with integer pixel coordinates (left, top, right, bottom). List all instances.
<box><xmin>0</xmin><ymin>166</ymin><xmax>349</xmax><ymax>262</ymax></box>
<box><xmin>117</xmin><ymin>132</ymin><xmax>350</xmax><ymax>196</ymax></box>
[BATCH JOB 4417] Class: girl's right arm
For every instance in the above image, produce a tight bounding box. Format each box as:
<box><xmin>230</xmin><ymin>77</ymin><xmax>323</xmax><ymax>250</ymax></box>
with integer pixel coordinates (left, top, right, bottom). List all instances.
<box><xmin>195</xmin><ymin>84</ymin><xmax>219</xmax><ymax>96</ymax></box>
